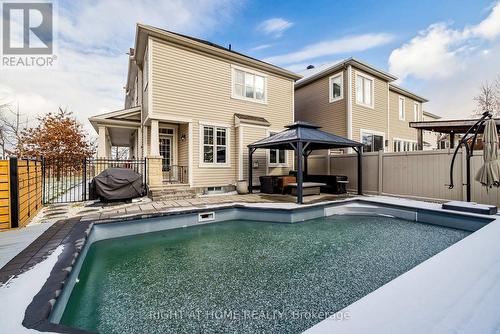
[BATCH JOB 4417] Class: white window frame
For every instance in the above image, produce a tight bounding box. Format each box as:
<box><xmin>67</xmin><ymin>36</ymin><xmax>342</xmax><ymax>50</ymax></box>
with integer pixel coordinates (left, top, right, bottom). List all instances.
<box><xmin>329</xmin><ymin>72</ymin><xmax>344</xmax><ymax>103</ymax></box>
<box><xmin>413</xmin><ymin>102</ymin><xmax>419</xmax><ymax>121</ymax></box>
<box><xmin>360</xmin><ymin>129</ymin><xmax>385</xmax><ymax>152</ymax></box>
<box><xmin>143</xmin><ymin>47</ymin><xmax>149</xmax><ymax>91</ymax></box>
<box><xmin>398</xmin><ymin>96</ymin><xmax>405</xmax><ymax>121</ymax></box>
<box><xmin>231</xmin><ymin>65</ymin><xmax>268</xmax><ymax>104</ymax></box>
<box><xmin>267</xmin><ymin>130</ymin><xmax>288</xmax><ymax>167</ymax></box>
<box><xmin>355</xmin><ymin>71</ymin><xmax>374</xmax><ymax>108</ymax></box>
<box><xmin>393</xmin><ymin>137</ymin><xmax>418</xmax><ymax>152</ymax></box>
<box><xmin>199</xmin><ymin>122</ymin><xmax>231</xmax><ymax>168</ymax></box>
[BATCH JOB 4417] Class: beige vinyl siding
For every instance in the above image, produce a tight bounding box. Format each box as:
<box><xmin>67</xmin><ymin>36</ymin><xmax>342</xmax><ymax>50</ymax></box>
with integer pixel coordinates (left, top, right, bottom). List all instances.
<box><xmin>295</xmin><ymin>70</ymin><xmax>347</xmax><ymax>138</ymax></box>
<box><xmin>178</xmin><ymin>123</ymin><xmax>189</xmax><ymax>167</ymax></box>
<box><xmin>151</xmin><ymin>38</ymin><xmax>294</xmax><ymax>187</ymax></box>
<box><xmin>388</xmin><ymin>90</ymin><xmax>419</xmax><ymax>150</ymax></box>
<box><xmin>241</xmin><ymin>126</ymin><xmax>267</xmax><ymax>186</ymax></box>
<box><xmin>351</xmin><ymin>68</ymin><xmax>389</xmax><ymax>145</ymax></box>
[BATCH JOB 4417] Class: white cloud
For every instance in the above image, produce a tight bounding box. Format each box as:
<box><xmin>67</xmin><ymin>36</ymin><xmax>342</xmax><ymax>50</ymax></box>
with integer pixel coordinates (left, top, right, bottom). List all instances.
<box><xmin>0</xmin><ymin>0</ymin><xmax>240</xmax><ymax>134</ymax></box>
<box><xmin>257</xmin><ymin>18</ymin><xmax>293</xmax><ymax>38</ymax></box>
<box><xmin>264</xmin><ymin>33</ymin><xmax>394</xmax><ymax>65</ymax></box>
<box><xmin>388</xmin><ymin>2</ymin><xmax>500</xmax><ymax>119</ymax></box>
<box><xmin>389</xmin><ymin>2</ymin><xmax>500</xmax><ymax>82</ymax></box>
<box><xmin>250</xmin><ymin>44</ymin><xmax>272</xmax><ymax>51</ymax></box>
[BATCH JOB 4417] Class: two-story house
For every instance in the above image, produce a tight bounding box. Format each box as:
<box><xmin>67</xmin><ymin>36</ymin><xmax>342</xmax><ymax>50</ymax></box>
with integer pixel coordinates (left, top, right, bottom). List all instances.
<box><xmin>89</xmin><ymin>24</ymin><xmax>300</xmax><ymax>194</ymax></box>
<box><xmin>294</xmin><ymin>58</ymin><xmax>428</xmax><ymax>153</ymax></box>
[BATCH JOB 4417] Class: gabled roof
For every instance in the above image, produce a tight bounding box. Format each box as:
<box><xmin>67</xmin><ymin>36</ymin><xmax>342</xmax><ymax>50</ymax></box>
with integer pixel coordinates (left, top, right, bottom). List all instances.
<box><xmin>389</xmin><ymin>83</ymin><xmax>428</xmax><ymax>102</ymax></box>
<box><xmin>295</xmin><ymin>57</ymin><xmax>397</xmax><ymax>88</ymax></box>
<box><xmin>248</xmin><ymin>121</ymin><xmax>362</xmax><ymax>151</ymax></box>
<box><xmin>127</xmin><ymin>24</ymin><xmax>301</xmax><ymax>92</ymax></box>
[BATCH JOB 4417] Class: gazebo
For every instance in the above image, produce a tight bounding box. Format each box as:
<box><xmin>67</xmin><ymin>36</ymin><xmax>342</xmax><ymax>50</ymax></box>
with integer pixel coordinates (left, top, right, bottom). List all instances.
<box><xmin>247</xmin><ymin>122</ymin><xmax>364</xmax><ymax>204</ymax></box>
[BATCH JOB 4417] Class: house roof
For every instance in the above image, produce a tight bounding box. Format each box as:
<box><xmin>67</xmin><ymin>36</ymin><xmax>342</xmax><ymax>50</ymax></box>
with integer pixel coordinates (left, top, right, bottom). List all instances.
<box><xmin>410</xmin><ymin>118</ymin><xmax>500</xmax><ymax>134</ymax></box>
<box><xmin>125</xmin><ymin>24</ymin><xmax>301</xmax><ymax>92</ymax></box>
<box><xmin>248</xmin><ymin>121</ymin><xmax>362</xmax><ymax>151</ymax></box>
<box><xmin>295</xmin><ymin>57</ymin><xmax>397</xmax><ymax>88</ymax></box>
<box><xmin>389</xmin><ymin>83</ymin><xmax>428</xmax><ymax>102</ymax></box>
<box><xmin>295</xmin><ymin>58</ymin><xmax>428</xmax><ymax>103</ymax></box>
<box><xmin>234</xmin><ymin>113</ymin><xmax>270</xmax><ymax>126</ymax></box>
<box><xmin>423</xmin><ymin>111</ymin><xmax>441</xmax><ymax>119</ymax></box>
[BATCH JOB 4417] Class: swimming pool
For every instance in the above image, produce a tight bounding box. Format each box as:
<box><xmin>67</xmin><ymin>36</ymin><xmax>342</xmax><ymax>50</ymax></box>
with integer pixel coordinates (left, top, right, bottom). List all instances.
<box><xmin>58</xmin><ymin>214</ymin><xmax>468</xmax><ymax>333</ymax></box>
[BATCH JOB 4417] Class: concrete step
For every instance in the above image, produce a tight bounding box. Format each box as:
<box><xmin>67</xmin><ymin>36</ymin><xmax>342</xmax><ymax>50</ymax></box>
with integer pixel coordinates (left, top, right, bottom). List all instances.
<box><xmin>148</xmin><ymin>185</ymin><xmax>196</xmax><ymax>201</ymax></box>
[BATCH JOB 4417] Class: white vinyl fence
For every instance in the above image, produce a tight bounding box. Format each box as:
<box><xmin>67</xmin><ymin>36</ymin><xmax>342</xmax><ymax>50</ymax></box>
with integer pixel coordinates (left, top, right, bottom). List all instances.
<box><xmin>308</xmin><ymin>149</ymin><xmax>500</xmax><ymax>206</ymax></box>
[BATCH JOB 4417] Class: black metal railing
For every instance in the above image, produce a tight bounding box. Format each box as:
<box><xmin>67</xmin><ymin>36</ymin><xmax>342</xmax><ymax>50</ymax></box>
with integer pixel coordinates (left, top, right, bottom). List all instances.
<box><xmin>161</xmin><ymin>162</ymin><xmax>188</xmax><ymax>184</ymax></box>
<box><xmin>43</xmin><ymin>158</ymin><xmax>147</xmax><ymax>204</ymax></box>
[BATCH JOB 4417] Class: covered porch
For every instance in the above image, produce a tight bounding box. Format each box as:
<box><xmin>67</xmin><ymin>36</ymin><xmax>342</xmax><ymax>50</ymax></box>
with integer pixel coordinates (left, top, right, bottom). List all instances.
<box><xmin>89</xmin><ymin>107</ymin><xmax>190</xmax><ymax>186</ymax></box>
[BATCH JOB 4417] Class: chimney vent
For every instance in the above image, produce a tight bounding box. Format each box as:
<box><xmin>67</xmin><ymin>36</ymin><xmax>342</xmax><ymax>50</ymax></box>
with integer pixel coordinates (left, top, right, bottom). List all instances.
<box><xmin>306</xmin><ymin>64</ymin><xmax>315</xmax><ymax>70</ymax></box>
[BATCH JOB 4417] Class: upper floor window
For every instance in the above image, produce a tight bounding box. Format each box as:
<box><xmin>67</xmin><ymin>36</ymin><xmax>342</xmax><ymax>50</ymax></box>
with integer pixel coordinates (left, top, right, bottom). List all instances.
<box><xmin>268</xmin><ymin>132</ymin><xmax>287</xmax><ymax>166</ymax></box>
<box><xmin>329</xmin><ymin>73</ymin><xmax>343</xmax><ymax>102</ymax></box>
<box><xmin>413</xmin><ymin>103</ymin><xmax>419</xmax><ymax>121</ymax></box>
<box><xmin>355</xmin><ymin>73</ymin><xmax>374</xmax><ymax>107</ymax></box>
<box><xmin>143</xmin><ymin>48</ymin><xmax>149</xmax><ymax>91</ymax></box>
<box><xmin>232</xmin><ymin>66</ymin><xmax>267</xmax><ymax>103</ymax></box>
<box><xmin>134</xmin><ymin>77</ymin><xmax>138</xmax><ymax>106</ymax></box>
<box><xmin>202</xmin><ymin>125</ymin><xmax>228</xmax><ymax>165</ymax></box>
<box><xmin>398</xmin><ymin>96</ymin><xmax>405</xmax><ymax>120</ymax></box>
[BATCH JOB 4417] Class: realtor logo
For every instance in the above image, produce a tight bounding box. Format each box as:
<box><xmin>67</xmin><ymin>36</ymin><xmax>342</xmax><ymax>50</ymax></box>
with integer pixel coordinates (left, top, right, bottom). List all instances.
<box><xmin>1</xmin><ymin>2</ymin><xmax>56</xmax><ymax>67</ymax></box>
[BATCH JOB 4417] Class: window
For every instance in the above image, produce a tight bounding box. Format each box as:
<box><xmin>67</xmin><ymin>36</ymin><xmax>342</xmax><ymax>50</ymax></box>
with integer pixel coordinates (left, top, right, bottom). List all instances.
<box><xmin>362</xmin><ymin>132</ymin><xmax>384</xmax><ymax>152</ymax></box>
<box><xmin>398</xmin><ymin>96</ymin><xmax>405</xmax><ymax>120</ymax></box>
<box><xmin>143</xmin><ymin>48</ymin><xmax>148</xmax><ymax>91</ymax></box>
<box><xmin>356</xmin><ymin>73</ymin><xmax>374</xmax><ymax>107</ymax></box>
<box><xmin>202</xmin><ymin>125</ymin><xmax>228</xmax><ymax>165</ymax></box>
<box><xmin>413</xmin><ymin>103</ymin><xmax>419</xmax><ymax>121</ymax></box>
<box><xmin>232</xmin><ymin>67</ymin><xmax>267</xmax><ymax>103</ymax></box>
<box><xmin>393</xmin><ymin>139</ymin><xmax>417</xmax><ymax>152</ymax></box>
<box><xmin>329</xmin><ymin>73</ymin><xmax>343</xmax><ymax>102</ymax></box>
<box><xmin>268</xmin><ymin>133</ymin><xmax>286</xmax><ymax>165</ymax></box>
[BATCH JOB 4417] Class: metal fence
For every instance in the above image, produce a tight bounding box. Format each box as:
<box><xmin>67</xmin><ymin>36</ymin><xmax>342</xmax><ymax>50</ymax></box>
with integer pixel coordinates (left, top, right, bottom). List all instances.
<box><xmin>42</xmin><ymin>158</ymin><xmax>147</xmax><ymax>204</ymax></box>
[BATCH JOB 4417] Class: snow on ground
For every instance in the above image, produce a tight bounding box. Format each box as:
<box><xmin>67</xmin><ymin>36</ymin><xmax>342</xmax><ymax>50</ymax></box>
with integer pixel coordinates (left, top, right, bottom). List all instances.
<box><xmin>0</xmin><ymin>246</ymin><xmax>63</xmax><ymax>334</ymax></box>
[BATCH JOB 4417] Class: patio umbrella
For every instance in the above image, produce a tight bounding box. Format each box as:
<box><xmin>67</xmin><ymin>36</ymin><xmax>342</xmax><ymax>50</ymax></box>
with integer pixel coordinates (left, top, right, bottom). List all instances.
<box><xmin>475</xmin><ymin>118</ymin><xmax>500</xmax><ymax>187</ymax></box>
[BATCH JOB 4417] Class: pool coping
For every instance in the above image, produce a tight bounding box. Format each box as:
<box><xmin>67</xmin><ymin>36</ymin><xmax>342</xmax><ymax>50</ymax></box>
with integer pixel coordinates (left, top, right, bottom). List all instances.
<box><xmin>2</xmin><ymin>196</ymin><xmax>497</xmax><ymax>334</ymax></box>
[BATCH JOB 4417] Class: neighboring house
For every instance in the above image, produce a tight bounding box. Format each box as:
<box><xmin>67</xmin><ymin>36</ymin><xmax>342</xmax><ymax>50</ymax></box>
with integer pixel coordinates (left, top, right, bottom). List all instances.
<box><xmin>89</xmin><ymin>24</ymin><xmax>300</xmax><ymax>193</ymax></box>
<box><xmin>294</xmin><ymin>58</ymin><xmax>428</xmax><ymax>154</ymax></box>
<box><xmin>421</xmin><ymin>111</ymin><xmax>441</xmax><ymax>150</ymax></box>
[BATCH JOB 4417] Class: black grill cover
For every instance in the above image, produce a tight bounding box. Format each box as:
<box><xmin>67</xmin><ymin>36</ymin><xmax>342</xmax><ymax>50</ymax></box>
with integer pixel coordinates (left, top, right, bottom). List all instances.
<box><xmin>90</xmin><ymin>168</ymin><xmax>144</xmax><ymax>201</ymax></box>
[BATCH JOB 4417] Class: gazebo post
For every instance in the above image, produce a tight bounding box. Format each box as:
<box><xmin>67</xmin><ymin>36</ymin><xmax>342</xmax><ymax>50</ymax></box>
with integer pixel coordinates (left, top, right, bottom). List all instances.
<box><xmin>248</xmin><ymin>148</ymin><xmax>255</xmax><ymax>193</ymax></box>
<box><xmin>296</xmin><ymin>141</ymin><xmax>303</xmax><ymax>204</ymax></box>
<box><xmin>357</xmin><ymin>146</ymin><xmax>363</xmax><ymax>195</ymax></box>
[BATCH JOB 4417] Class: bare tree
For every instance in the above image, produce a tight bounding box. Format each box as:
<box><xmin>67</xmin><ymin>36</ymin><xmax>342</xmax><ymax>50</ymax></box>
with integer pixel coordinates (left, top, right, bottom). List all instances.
<box><xmin>0</xmin><ymin>102</ymin><xmax>28</xmax><ymax>158</ymax></box>
<box><xmin>473</xmin><ymin>76</ymin><xmax>500</xmax><ymax>118</ymax></box>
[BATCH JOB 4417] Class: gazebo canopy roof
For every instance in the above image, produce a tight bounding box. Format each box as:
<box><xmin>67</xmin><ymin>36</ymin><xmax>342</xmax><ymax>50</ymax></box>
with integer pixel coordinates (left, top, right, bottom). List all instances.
<box><xmin>248</xmin><ymin>121</ymin><xmax>363</xmax><ymax>151</ymax></box>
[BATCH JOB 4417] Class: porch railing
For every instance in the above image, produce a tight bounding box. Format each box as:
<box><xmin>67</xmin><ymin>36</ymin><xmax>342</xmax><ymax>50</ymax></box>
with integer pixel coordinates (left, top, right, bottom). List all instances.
<box><xmin>162</xmin><ymin>162</ymin><xmax>188</xmax><ymax>184</ymax></box>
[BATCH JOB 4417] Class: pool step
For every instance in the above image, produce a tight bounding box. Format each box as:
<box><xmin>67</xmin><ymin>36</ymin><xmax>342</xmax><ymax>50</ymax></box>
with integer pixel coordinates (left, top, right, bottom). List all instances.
<box><xmin>148</xmin><ymin>185</ymin><xmax>196</xmax><ymax>201</ymax></box>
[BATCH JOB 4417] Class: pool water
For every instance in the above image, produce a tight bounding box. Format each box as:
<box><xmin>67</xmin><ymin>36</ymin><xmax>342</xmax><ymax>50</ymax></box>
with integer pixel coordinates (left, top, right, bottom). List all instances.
<box><xmin>60</xmin><ymin>215</ymin><xmax>469</xmax><ymax>333</ymax></box>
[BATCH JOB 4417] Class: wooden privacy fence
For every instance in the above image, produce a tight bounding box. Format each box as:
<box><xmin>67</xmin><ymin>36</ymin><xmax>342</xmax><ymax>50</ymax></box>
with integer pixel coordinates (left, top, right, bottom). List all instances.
<box><xmin>308</xmin><ymin>149</ymin><xmax>500</xmax><ymax>206</ymax></box>
<box><xmin>0</xmin><ymin>157</ymin><xmax>43</xmax><ymax>231</ymax></box>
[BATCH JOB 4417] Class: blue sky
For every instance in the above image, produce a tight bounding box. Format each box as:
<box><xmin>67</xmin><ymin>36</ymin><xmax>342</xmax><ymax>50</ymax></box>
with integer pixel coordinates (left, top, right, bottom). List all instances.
<box><xmin>1</xmin><ymin>0</ymin><xmax>500</xmax><ymax>133</ymax></box>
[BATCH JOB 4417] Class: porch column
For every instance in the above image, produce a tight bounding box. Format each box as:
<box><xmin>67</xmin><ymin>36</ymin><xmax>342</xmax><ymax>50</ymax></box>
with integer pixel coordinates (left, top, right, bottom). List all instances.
<box><xmin>142</xmin><ymin>126</ymin><xmax>148</xmax><ymax>158</ymax></box>
<box><xmin>137</xmin><ymin>127</ymin><xmax>142</xmax><ymax>159</ymax></box>
<box><xmin>417</xmin><ymin>129</ymin><xmax>423</xmax><ymax>150</ymax></box>
<box><xmin>98</xmin><ymin>126</ymin><xmax>107</xmax><ymax>158</ymax></box>
<box><xmin>150</xmin><ymin>119</ymin><xmax>160</xmax><ymax>156</ymax></box>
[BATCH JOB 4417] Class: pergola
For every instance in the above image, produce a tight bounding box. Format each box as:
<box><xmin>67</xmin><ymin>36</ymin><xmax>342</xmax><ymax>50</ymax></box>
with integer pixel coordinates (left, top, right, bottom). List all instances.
<box><xmin>248</xmin><ymin>122</ymin><xmax>364</xmax><ymax>204</ymax></box>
